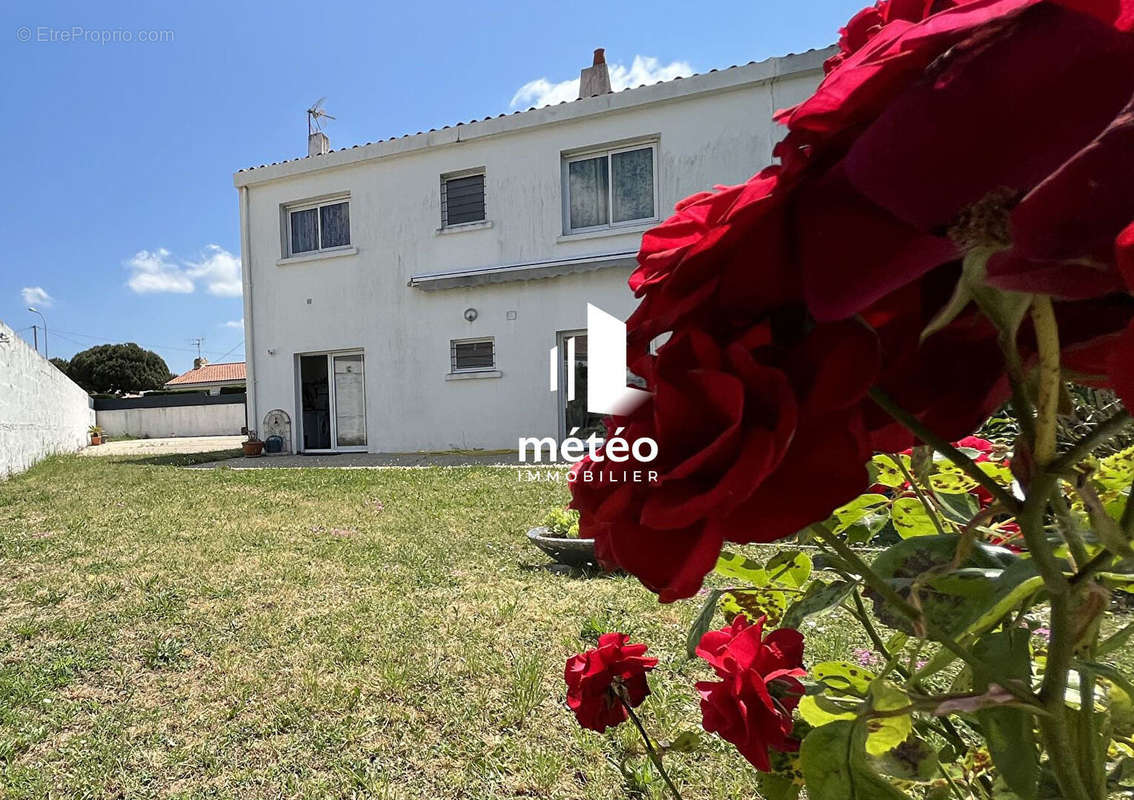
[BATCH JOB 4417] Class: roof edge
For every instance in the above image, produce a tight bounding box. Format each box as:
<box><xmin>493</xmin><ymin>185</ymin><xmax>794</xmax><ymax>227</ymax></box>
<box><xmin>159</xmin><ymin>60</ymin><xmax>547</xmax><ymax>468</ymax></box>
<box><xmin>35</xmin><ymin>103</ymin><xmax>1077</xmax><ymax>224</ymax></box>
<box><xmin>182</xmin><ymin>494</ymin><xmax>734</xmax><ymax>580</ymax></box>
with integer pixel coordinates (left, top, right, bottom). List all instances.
<box><xmin>234</xmin><ymin>46</ymin><xmax>834</xmax><ymax>188</ymax></box>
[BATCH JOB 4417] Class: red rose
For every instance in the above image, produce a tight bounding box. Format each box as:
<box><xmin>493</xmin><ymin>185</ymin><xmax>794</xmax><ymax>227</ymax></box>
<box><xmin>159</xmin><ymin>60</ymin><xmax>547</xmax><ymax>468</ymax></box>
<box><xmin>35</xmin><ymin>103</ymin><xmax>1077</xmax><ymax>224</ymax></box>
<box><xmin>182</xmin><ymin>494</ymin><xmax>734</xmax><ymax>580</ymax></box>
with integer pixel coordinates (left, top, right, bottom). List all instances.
<box><xmin>695</xmin><ymin>615</ymin><xmax>806</xmax><ymax>771</ymax></box>
<box><xmin>571</xmin><ymin>320</ymin><xmax>877</xmax><ymax>601</ymax></box>
<box><xmin>791</xmin><ymin>0</ymin><xmax>1134</xmax><ymax>320</ymax></box>
<box><xmin>564</xmin><ymin>633</ymin><xmax>658</xmax><ymax>733</ymax></box>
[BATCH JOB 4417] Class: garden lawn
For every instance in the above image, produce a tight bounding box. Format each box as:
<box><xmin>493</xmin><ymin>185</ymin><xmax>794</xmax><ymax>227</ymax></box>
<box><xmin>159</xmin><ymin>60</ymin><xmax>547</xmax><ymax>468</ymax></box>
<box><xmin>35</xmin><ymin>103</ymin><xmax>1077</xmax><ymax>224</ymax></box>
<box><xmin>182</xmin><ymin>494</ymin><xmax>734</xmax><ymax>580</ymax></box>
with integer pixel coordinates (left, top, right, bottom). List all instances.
<box><xmin>0</xmin><ymin>455</ymin><xmax>868</xmax><ymax>799</ymax></box>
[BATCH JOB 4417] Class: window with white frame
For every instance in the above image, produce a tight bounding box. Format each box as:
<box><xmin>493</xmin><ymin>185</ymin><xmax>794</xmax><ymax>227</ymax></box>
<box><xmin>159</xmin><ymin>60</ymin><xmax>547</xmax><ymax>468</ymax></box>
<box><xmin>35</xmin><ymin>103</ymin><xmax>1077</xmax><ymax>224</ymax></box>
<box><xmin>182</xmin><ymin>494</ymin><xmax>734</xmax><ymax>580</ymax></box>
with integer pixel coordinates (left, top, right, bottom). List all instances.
<box><xmin>450</xmin><ymin>338</ymin><xmax>495</xmax><ymax>372</ymax></box>
<box><xmin>441</xmin><ymin>170</ymin><xmax>486</xmax><ymax>227</ymax></box>
<box><xmin>564</xmin><ymin>142</ymin><xmax>657</xmax><ymax>232</ymax></box>
<box><xmin>284</xmin><ymin>195</ymin><xmax>351</xmax><ymax>256</ymax></box>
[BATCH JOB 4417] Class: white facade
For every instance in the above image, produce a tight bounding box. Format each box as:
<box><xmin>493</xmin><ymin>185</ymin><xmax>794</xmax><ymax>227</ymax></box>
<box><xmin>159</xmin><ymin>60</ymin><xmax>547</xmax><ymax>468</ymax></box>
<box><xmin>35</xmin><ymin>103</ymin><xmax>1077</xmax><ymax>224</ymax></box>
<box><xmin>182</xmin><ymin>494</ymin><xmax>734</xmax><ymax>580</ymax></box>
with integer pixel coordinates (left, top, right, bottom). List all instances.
<box><xmin>235</xmin><ymin>49</ymin><xmax>831</xmax><ymax>454</ymax></box>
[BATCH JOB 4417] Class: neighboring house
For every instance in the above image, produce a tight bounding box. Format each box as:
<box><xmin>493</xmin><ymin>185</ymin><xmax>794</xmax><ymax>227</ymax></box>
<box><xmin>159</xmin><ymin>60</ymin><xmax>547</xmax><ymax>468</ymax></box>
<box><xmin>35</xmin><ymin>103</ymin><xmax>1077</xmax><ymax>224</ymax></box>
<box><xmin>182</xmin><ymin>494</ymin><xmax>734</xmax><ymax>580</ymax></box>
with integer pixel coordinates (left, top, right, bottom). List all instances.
<box><xmin>234</xmin><ymin>47</ymin><xmax>833</xmax><ymax>454</ymax></box>
<box><xmin>164</xmin><ymin>359</ymin><xmax>247</xmax><ymax>395</ymax></box>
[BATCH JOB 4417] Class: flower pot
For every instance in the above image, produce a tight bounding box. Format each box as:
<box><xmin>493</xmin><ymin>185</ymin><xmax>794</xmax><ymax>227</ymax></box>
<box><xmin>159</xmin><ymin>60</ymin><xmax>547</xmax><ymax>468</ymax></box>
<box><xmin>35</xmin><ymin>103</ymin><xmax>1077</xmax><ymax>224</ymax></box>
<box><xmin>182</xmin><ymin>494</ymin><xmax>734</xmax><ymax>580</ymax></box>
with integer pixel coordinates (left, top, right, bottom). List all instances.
<box><xmin>527</xmin><ymin>526</ymin><xmax>598</xmax><ymax>569</ymax></box>
<box><xmin>90</xmin><ymin>435</ymin><xmax>102</xmax><ymax>446</ymax></box>
<box><xmin>242</xmin><ymin>440</ymin><xmax>264</xmax><ymax>457</ymax></box>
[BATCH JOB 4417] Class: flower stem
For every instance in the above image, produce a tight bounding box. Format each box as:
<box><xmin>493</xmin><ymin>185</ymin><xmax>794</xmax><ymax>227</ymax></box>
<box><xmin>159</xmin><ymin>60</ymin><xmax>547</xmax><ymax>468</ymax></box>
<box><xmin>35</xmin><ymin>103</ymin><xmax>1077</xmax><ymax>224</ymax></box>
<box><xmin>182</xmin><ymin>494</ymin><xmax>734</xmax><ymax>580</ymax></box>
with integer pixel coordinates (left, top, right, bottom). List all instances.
<box><xmin>1049</xmin><ymin>410</ymin><xmax>1132</xmax><ymax>473</ymax></box>
<box><xmin>621</xmin><ymin>699</ymin><xmax>684</xmax><ymax>800</ymax></box>
<box><xmin>868</xmin><ymin>387</ymin><xmax>1021</xmax><ymax>513</ymax></box>
<box><xmin>1030</xmin><ymin>296</ymin><xmax>1061</xmax><ymax>466</ymax></box>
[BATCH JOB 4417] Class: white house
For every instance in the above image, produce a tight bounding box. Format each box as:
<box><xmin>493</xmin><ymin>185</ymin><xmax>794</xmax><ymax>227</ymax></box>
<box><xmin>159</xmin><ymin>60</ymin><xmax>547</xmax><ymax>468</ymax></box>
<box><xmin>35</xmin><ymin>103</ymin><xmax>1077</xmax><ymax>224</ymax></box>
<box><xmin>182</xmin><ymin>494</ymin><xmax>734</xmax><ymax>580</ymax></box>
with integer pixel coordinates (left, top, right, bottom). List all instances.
<box><xmin>234</xmin><ymin>47</ymin><xmax>832</xmax><ymax>454</ymax></box>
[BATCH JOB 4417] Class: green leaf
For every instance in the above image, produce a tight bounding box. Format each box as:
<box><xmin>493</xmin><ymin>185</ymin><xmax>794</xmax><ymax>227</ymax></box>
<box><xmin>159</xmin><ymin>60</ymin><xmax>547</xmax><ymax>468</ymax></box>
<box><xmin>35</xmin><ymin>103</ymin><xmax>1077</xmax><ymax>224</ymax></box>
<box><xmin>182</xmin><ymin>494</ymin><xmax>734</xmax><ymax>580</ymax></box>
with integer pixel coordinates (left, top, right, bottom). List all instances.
<box><xmin>685</xmin><ymin>589</ymin><xmax>723</xmax><ymax>659</ymax></box>
<box><xmin>781</xmin><ymin>580</ymin><xmax>855</xmax><ymax>630</ymax></box>
<box><xmin>662</xmin><ymin>730</ymin><xmax>701</xmax><ymax>754</ymax></box>
<box><xmin>870</xmin><ymin>736</ymin><xmax>939</xmax><ymax>782</ymax></box>
<box><xmin>800</xmin><ymin>695</ymin><xmax>857</xmax><ymax>727</ymax></box>
<box><xmin>865</xmin><ymin>680</ymin><xmax>912</xmax><ymax>756</ymax></box>
<box><xmin>871</xmin><ymin>455</ymin><xmax>911</xmax><ymax>488</ymax></box>
<box><xmin>833</xmin><ymin>494</ymin><xmax>891</xmax><ymax>533</ymax></box>
<box><xmin>929</xmin><ymin>464</ymin><xmax>979</xmax><ymax>494</ymax></box>
<box><xmin>933</xmin><ymin>489</ymin><xmax>981</xmax><ymax>525</ymax></box>
<box><xmin>719</xmin><ymin>588</ymin><xmax>789</xmax><ymax>627</ymax></box>
<box><xmin>891</xmin><ymin>497</ymin><xmax>940</xmax><ymax>538</ymax></box>
<box><xmin>973</xmin><ymin>629</ymin><xmax>1038</xmax><ymax>800</ymax></box>
<box><xmin>767</xmin><ymin>551</ymin><xmax>813</xmax><ymax>588</ymax></box>
<box><xmin>756</xmin><ymin>772</ymin><xmax>801</xmax><ymax>800</ymax></box>
<box><xmin>812</xmin><ymin>661</ymin><xmax>876</xmax><ymax>696</ymax></box>
<box><xmin>714</xmin><ymin>549</ymin><xmax>768</xmax><ymax>586</ymax></box>
<box><xmin>801</xmin><ymin>720</ymin><xmax>907</xmax><ymax>800</ymax></box>
<box><xmin>1096</xmin><ymin>446</ymin><xmax>1134</xmax><ymax>492</ymax></box>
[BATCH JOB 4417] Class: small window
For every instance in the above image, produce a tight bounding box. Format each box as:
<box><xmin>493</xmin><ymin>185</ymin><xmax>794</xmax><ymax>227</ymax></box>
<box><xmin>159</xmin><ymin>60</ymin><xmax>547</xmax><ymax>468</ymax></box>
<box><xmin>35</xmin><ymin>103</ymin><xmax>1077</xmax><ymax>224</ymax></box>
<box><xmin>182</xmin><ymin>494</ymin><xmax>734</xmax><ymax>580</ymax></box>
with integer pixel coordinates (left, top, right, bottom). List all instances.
<box><xmin>441</xmin><ymin>171</ymin><xmax>486</xmax><ymax>227</ymax></box>
<box><xmin>451</xmin><ymin>338</ymin><xmax>495</xmax><ymax>372</ymax></box>
<box><xmin>285</xmin><ymin>196</ymin><xmax>351</xmax><ymax>256</ymax></box>
<box><xmin>564</xmin><ymin>143</ymin><xmax>656</xmax><ymax>232</ymax></box>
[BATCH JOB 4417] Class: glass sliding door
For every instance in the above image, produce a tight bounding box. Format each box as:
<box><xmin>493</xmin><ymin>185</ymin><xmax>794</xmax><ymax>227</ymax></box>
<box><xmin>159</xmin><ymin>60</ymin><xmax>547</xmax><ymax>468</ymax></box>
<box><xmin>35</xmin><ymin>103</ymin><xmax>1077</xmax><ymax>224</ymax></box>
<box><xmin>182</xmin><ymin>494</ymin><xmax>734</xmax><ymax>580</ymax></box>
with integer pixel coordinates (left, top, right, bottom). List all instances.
<box><xmin>332</xmin><ymin>354</ymin><xmax>367</xmax><ymax>448</ymax></box>
<box><xmin>557</xmin><ymin>331</ymin><xmax>605</xmax><ymax>441</ymax></box>
<box><xmin>297</xmin><ymin>351</ymin><xmax>367</xmax><ymax>452</ymax></box>
<box><xmin>299</xmin><ymin>355</ymin><xmax>332</xmax><ymax>450</ymax></box>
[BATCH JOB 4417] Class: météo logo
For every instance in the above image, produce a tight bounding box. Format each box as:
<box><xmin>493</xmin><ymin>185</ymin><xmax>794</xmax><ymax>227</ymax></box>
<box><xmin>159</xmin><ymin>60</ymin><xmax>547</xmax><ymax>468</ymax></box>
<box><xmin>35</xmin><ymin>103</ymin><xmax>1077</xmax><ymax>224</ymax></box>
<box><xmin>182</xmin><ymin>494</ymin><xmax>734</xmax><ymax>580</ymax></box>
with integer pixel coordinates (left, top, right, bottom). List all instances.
<box><xmin>517</xmin><ymin>304</ymin><xmax>657</xmax><ymax>468</ymax></box>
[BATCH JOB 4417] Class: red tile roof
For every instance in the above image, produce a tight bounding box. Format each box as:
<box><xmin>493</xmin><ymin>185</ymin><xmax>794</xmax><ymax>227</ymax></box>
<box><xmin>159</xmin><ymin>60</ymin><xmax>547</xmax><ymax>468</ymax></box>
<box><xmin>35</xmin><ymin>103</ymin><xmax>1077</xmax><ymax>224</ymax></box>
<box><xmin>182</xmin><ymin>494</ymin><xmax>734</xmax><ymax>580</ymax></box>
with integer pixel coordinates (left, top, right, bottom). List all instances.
<box><xmin>166</xmin><ymin>362</ymin><xmax>246</xmax><ymax>387</ymax></box>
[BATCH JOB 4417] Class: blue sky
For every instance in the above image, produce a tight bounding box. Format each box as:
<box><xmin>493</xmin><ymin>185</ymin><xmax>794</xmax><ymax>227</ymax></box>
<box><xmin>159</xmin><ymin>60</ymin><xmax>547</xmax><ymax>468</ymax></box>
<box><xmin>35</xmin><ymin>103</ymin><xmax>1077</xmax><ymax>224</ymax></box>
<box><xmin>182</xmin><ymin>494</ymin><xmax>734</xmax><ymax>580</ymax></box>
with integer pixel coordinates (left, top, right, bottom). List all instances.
<box><xmin>0</xmin><ymin>0</ymin><xmax>862</xmax><ymax>375</ymax></box>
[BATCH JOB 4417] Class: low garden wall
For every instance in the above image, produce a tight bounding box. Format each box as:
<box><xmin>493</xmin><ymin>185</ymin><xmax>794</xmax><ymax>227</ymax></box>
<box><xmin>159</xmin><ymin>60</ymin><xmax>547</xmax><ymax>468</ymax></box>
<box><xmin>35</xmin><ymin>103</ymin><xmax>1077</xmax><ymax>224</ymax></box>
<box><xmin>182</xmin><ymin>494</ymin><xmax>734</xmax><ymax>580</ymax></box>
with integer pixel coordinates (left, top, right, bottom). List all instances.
<box><xmin>94</xmin><ymin>393</ymin><xmax>246</xmax><ymax>438</ymax></box>
<box><xmin>0</xmin><ymin>320</ymin><xmax>95</xmax><ymax>479</ymax></box>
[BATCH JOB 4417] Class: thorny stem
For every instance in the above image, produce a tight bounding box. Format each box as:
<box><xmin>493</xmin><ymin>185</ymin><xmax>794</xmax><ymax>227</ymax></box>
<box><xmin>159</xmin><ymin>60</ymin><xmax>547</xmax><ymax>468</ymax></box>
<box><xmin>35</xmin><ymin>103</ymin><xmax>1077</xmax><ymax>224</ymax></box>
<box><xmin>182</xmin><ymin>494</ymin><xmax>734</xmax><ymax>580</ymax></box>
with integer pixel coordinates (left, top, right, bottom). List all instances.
<box><xmin>869</xmin><ymin>388</ymin><xmax>1021</xmax><ymax>513</ymax></box>
<box><xmin>621</xmin><ymin>699</ymin><xmax>684</xmax><ymax>800</ymax></box>
<box><xmin>1049</xmin><ymin>410</ymin><xmax>1132</xmax><ymax>474</ymax></box>
<box><xmin>1030</xmin><ymin>296</ymin><xmax>1061</xmax><ymax>466</ymax></box>
<box><xmin>1020</xmin><ymin>300</ymin><xmax>1094</xmax><ymax>800</ymax></box>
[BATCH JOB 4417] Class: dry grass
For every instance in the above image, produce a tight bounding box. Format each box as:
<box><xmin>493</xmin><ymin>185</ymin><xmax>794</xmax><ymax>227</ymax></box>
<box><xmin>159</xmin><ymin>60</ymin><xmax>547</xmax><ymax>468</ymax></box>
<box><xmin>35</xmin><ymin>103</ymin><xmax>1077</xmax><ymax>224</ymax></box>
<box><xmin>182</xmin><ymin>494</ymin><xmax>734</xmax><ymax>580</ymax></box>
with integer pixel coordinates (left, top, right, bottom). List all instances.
<box><xmin>0</xmin><ymin>455</ymin><xmax>867</xmax><ymax>799</ymax></box>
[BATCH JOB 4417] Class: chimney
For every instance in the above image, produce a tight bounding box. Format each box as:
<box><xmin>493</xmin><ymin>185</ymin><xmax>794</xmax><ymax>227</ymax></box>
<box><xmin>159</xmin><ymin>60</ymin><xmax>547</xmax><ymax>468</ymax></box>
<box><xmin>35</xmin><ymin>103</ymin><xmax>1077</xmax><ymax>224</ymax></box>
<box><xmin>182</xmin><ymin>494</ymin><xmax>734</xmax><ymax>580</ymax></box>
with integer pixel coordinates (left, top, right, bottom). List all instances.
<box><xmin>308</xmin><ymin>131</ymin><xmax>330</xmax><ymax>157</ymax></box>
<box><xmin>193</xmin><ymin>356</ymin><xmax>208</xmax><ymax>370</ymax></box>
<box><xmin>578</xmin><ymin>48</ymin><xmax>612</xmax><ymax>99</ymax></box>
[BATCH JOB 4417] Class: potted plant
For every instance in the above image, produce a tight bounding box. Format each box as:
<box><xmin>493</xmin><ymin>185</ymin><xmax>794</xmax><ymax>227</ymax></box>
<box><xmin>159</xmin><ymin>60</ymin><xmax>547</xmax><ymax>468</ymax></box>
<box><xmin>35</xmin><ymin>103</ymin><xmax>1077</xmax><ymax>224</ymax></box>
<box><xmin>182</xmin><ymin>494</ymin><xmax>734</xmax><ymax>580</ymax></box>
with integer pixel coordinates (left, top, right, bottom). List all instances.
<box><xmin>242</xmin><ymin>430</ymin><xmax>264</xmax><ymax>457</ymax></box>
<box><xmin>527</xmin><ymin>507</ymin><xmax>598</xmax><ymax>569</ymax></box>
<box><xmin>88</xmin><ymin>425</ymin><xmax>103</xmax><ymax>446</ymax></box>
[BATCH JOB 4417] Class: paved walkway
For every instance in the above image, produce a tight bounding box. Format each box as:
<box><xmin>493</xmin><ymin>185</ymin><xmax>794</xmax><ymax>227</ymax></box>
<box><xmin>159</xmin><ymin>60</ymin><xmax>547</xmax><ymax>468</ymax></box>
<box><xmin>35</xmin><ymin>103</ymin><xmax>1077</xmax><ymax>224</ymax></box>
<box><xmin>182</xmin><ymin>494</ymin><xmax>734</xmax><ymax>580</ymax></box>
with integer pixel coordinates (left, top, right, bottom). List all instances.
<box><xmin>185</xmin><ymin>450</ymin><xmax>520</xmax><ymax>469</ymax></box>
<box><xmin>81</xmin><ymin>435</ymin><xmax>245</xmax><ymax>457</ymax></box>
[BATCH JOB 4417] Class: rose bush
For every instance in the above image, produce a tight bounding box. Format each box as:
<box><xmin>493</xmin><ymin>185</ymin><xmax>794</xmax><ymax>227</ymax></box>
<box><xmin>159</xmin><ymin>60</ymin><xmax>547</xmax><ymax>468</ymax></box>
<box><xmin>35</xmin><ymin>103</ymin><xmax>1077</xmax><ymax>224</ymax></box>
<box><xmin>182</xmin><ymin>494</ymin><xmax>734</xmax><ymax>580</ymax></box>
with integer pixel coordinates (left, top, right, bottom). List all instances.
<box><xmin>571</xmin><ymin>0</ymin><xmax>1134</xmax><ymax>602</ymax></box>
<box><xmin>562</xmin><ymin>0</ymin><xmax>1134</xmax><ymax>797</ymax></box>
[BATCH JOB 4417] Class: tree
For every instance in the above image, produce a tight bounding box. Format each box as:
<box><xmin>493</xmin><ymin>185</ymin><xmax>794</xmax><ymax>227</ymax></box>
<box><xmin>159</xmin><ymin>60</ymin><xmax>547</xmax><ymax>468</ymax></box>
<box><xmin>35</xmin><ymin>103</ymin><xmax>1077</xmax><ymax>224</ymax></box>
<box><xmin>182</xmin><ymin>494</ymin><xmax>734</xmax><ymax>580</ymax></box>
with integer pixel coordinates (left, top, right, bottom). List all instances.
<box><xmin>48</xmin><ymin>357</ymin><xmax>70</xmax><ymax>376</ymax></box>
<box><xmin>67</xmin><ymin>343</ymin><xmax>173</xmax><ymax>395</ymax></box>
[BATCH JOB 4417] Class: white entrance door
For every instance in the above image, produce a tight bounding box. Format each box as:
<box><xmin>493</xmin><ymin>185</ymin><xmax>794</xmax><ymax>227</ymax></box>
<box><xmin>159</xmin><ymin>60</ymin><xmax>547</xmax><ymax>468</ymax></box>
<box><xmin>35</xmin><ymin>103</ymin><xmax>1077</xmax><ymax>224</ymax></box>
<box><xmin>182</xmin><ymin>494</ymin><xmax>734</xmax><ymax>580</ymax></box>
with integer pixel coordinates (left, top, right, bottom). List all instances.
<box><xmin>298</xmin><ymin>351</ymin><xmax>367</xmax><ymax>452</ymax></box>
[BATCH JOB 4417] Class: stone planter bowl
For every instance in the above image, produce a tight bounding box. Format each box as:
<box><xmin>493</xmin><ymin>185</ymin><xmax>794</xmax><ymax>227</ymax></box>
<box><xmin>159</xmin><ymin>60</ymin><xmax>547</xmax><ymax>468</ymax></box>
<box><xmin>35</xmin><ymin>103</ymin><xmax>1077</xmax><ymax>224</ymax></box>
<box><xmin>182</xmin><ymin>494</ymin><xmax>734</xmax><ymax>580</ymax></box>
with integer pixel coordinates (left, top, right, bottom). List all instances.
<box><xmin>527</xmin><ymin>527</ymin><xmax>598</xmax><ymax>569</ymax></box>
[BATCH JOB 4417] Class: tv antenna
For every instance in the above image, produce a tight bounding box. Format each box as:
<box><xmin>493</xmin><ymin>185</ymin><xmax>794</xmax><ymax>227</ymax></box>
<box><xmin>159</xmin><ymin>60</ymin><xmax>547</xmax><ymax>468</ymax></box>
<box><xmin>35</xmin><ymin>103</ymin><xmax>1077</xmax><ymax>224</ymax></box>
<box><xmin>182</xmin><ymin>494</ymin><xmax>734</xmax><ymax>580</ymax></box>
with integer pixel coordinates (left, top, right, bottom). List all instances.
<box><xmin>190</xmin><ymin>337</ymin><xmax>205</xmax><ymax>359</ymax></box>
<box><xmin>307</xmin><ymin>97</ymin><xmax>335</xmax><ymax>135</ymax></box>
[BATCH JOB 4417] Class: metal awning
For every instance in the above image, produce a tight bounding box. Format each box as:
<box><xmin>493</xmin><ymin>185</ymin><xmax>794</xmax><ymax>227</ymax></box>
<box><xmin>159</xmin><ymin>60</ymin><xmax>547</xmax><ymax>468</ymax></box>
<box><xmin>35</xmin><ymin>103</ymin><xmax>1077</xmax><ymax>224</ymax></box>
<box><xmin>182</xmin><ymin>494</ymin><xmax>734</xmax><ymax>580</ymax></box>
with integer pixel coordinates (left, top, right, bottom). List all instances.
<box><xmin>408</xmin><ymin>250</ymin><xmax>637</xmax><ymax>291</ymax></box>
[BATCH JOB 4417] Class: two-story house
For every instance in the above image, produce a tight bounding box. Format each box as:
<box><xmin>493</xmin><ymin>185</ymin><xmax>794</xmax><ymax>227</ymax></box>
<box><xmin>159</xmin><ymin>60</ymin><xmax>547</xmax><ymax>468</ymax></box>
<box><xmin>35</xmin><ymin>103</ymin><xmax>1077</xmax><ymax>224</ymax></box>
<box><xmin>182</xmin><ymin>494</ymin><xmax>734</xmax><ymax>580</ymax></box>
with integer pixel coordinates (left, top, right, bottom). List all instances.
<box><xmin>234</xmin><ymin>47</ymin><xmax>832</xmax><ymax>454</ymax></box>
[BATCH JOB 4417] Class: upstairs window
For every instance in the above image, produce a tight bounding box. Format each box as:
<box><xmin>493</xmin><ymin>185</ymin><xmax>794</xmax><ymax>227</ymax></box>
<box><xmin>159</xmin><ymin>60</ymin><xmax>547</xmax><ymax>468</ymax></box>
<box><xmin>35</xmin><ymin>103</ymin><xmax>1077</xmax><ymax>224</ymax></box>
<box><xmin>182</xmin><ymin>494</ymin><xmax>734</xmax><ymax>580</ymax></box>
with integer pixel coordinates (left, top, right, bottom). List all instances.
<box><xmin>450</xmin><ymin>338</ymin><xmax>495</xmax><ymax>372</ymax></box>
<box><xmin>441</xmin><ymin>171</ymin><xmax>486</xmax><ymax>227</ymax></box>
<box><xmin>285</xmin><ymin>196</ymin><xmax>350</xmax><ymax>256</ymax></box>
<box><xmin>564</xmin><ymin>142</ymin><xmax>657</xmax><ymax>232</ymax></box>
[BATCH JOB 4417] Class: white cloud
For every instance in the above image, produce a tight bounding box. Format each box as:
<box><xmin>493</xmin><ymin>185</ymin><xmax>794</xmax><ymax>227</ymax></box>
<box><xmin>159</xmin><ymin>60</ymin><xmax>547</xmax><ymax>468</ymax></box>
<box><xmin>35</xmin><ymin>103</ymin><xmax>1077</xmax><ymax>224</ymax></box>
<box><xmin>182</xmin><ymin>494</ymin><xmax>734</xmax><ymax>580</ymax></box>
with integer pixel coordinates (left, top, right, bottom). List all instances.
<box><xmin>188</xmin><ymin>245</ymin><xmax>243</xmax><ymax>298</ymax></box>
<box><xmin>125</xmin><ymin>245</ymin><xmax>242</xmax><ymax>297</ymax></box>
<box><xmin>125</xmin><ymin>249</ymin><xmax>194</xmax><ymax>294</ymax></box>
<box><xmin>222</xmin><ymin>318</ymin><xmax>244</xmax><ymax>329</ymax></box>
<box><xmin>21</xmin><ymin>286</ymin><xmax>53</xmax><ymax>308</ymax></box>
<box><xmin>510</xmin><ymin>55</ymin><xmax>694</xmax><ymax>109</ymax></box>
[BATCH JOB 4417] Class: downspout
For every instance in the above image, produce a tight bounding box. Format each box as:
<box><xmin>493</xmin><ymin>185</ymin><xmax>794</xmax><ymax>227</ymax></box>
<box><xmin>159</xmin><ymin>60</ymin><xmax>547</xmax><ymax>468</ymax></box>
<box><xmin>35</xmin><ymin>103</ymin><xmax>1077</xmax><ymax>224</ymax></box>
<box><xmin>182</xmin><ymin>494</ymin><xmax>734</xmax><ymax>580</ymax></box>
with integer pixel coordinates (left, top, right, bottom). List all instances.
<box><xmin>239</xmin><ymin>185</ymin><xmax>258</xmax><ymax>439</ymax></box>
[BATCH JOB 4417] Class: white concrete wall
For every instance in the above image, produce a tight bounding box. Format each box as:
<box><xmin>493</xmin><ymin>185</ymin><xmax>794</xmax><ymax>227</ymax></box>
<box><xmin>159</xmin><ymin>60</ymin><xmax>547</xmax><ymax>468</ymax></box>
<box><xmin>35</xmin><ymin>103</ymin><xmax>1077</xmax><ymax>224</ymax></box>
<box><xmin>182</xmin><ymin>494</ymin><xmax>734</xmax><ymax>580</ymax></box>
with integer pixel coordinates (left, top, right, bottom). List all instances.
<box><xmin>0</xmin><ymin>319</ymin><xmax>94</xmax><ymax>478</ymax></box>
<box><xmin>238</xmin><ymin>52</ymin><xmax>830</xmax><ymax>453</ymax></box>
<box><xmin>96</xmin><ymin>403</ymin><xmax>245</xmax><ymax>438</ymax></box>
